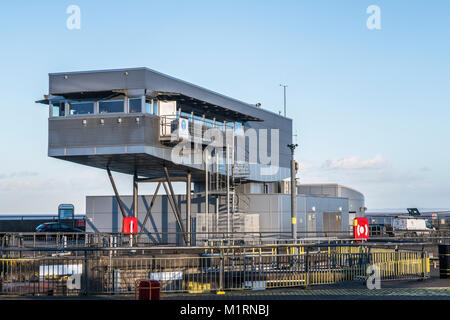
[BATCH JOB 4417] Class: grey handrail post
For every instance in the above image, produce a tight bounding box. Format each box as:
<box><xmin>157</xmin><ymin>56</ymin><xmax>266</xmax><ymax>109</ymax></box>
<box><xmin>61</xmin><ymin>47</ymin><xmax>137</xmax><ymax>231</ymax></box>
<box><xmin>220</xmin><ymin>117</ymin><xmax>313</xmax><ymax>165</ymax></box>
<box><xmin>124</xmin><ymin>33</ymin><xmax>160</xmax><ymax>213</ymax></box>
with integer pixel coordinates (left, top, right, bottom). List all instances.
<box><xmin>394</xmin><ymin>245</ymin><xmax>399</xmax><ymax>277</ymax></box>
<box><xmin>219</xmin><ymin>248</ymin><xmax>224</xmax><ymax>291</ymax></box>
<box><xmin>83</xmin><ymin>250</ymin><xmax>89</xmax><ymax>296</ymax></box>
<box><xmin>305</xmin><ymin>246</ymin><xmax>310</xmax><ymax>288</ymax></box>
<box><xmin>421</xmin><ymin>245</ymin><xmax>426</xmax><ymax>280</ymax></box>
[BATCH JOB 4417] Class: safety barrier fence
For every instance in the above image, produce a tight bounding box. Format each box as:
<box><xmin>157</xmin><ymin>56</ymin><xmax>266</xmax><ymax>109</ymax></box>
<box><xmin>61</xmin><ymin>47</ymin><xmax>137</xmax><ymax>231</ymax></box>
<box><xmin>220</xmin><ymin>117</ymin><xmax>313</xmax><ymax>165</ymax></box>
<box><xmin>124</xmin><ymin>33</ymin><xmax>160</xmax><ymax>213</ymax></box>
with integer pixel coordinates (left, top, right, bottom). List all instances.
<box><xmin>0</xmin><ymin>243</ymin><xmax>430</xmax><ymax>296</ymax></box>
<box><xmin>2</xmin><ymin>231</ymin><xmax>450</xmax><ymax>249</ymax></box>
<box><xmin>0</xmin><ymin>232</ymin><xmax>350</xmax><ymax>249</ymax></box>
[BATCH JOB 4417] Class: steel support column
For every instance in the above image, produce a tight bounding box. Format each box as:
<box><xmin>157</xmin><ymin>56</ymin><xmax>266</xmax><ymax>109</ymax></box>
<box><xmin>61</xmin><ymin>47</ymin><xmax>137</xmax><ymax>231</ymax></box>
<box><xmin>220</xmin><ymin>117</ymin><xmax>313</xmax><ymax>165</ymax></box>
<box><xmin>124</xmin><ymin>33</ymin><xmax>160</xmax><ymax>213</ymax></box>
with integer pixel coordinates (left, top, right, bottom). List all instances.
<box><xmin>106</xmin><ymin>167</ymin><xmax>127</xmax><ymax>219</ymax></box>
<box><xmin>138</xmin><ymin>182</ymin><xmax>161</xmax><ymax>235</ymax></box>
<box><xmin>163</xmin><ymin>167</ymin><xmax>188</xmax><ymax>245</ymax></box>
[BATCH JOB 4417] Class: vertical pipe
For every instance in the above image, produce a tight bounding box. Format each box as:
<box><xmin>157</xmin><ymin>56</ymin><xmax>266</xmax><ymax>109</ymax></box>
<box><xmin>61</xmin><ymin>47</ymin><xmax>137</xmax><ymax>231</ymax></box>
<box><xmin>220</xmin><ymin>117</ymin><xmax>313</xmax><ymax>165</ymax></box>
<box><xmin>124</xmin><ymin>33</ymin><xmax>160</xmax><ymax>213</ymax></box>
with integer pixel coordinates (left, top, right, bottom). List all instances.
<box><xmin>133</xmin><ymin>172</ymin><xmax>138</xmax><ymax>219</ymax></box>
<box><xmin>187</xmin><ymin>171</ymin><xmax>191</xmax><ymax>246</ymax></box>
<box><xmin>232</xmin><ymin>122</ymin><xmax>235</xmax><ymax>166</ymax></box>
<box><xmin>216</xmin><ymin>152</ymin><xmax>219</xmax><ymax>190</ymax></box>
<box><xmin>219</xmin><ymin>248</ymin><xmax>224</xmax><ymax>291</ymax></box>
<box><xmin>64</xmin><ymin>102</ymin><xmax>69</xmax><ymax>117</ymax></box>
<box><xmin>291</xmin><ymin>154</ymin><xmax>296</xmax><ymax>241</ymax></box>
<box><xmin>288</xmin><ymin>144</ymin><xmax>298</xmax><ymax>242</ymax></box>
<box><xmin>205</xmin><ymin>151</ymin><xmax>209</xmax><ymax>241</ymax></box>
<box><xmin>226</xmin><ymin>144</ymin><xmax>230</xmax><ymax>237</ymax></box>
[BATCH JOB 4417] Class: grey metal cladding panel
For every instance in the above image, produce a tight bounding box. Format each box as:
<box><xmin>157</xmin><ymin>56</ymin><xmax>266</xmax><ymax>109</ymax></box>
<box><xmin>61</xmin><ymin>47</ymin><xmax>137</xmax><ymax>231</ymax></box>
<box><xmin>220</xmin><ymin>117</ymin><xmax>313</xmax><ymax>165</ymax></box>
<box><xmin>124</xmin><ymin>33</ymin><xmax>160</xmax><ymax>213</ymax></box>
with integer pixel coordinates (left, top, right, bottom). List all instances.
<box><xmin>247</xmin><ymin>195</ymin><xmax>272</xmax><ymax>214</ymax></box>
<box><xmin>245</xmin><ymin>119</ymin><xmax>292</xmax><ymax>168</ymax></box>
<box><xmin>143</xmin><ymin>116</ymin><xmax>161</xmax><ymax>147</ymax></box>
<box><xmin>87</xmin><ymin>194</ymin><xmax>212</xmax><ymax>233</ymax></box>
<box><xmin>49</xmin><ymin>68</ymin><xmax>147</xmax><ymax>94</ymax></box>
<box><xmin>49</xmin><ymin>115</ymin><xmax>156</xmax><ymax>149</ymax></box>
<box><xmin>309</xmin><ymin>185</ymin><xmax>338</xmax><ymax>197</ymax></box>
<box><xmin>297</xmin><ymin>186</ymin><xmax>311</xmax><ymax>195</ymax></box>
<box><xmin>339</xmin><ymin>186</ymin><xmax>364</xmax><ymax>201</ymax></box>
<box><xmin>247</xmin><ymin>194</ymin><xmax>277</xmax><ymax>232</ymax></box>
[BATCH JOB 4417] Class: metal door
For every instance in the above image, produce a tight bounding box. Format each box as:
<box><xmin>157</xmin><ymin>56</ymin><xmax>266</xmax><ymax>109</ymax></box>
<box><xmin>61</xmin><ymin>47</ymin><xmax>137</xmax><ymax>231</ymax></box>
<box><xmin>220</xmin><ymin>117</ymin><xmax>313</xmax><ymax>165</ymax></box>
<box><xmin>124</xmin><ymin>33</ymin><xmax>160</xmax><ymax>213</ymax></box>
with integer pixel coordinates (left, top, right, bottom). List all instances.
<box><xmin>323</xmin><ymin>212</ymin><xmax>342</xmax><ymax>237</ymax></box>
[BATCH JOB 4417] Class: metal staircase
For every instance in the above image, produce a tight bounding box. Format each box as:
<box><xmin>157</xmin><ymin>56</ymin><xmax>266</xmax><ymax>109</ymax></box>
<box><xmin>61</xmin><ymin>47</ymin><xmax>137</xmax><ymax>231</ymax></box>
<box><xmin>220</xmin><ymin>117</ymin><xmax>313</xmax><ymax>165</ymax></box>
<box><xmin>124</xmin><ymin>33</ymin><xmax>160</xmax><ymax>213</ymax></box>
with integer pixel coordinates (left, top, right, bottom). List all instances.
<box><xmin>207</xmin><ymin>149</ymin><xmax>250</xmax><ymax>237</ymax></box>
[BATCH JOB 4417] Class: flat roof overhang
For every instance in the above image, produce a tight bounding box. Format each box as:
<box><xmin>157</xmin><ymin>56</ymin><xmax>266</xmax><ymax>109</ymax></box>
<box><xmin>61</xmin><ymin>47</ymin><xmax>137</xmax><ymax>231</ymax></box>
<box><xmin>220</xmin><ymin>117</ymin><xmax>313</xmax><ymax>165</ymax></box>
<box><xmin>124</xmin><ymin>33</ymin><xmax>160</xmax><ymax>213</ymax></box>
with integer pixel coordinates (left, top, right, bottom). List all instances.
<box><xmin>36</xmin><ymin>90</ymin><xmax>125</xmax><ymax>104</ymax></box>
<box><xmin>36</xmin><ymin>90</ymin><xmax>263</xmax><ymax>123</ymax></box>
<box><xmin>154</xmin><ymin>92</ymin><xmax>262</xmax><ymax>123</ymax></box>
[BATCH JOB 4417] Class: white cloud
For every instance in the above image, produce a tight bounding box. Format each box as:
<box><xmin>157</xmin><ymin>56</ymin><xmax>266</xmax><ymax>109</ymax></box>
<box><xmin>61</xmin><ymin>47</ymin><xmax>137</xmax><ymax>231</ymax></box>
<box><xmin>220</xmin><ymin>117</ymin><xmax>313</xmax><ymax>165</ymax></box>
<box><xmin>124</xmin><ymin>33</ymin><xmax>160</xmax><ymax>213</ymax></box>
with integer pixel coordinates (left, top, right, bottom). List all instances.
<box><xmin>321</xmin><ymin>155</ymin><xmax>388</xmax><ymax>170</ymax></box>
<box><xmin>0</xmin><ymin>171</ymin><xmax>38</xmax><ymax>180</ymax></box>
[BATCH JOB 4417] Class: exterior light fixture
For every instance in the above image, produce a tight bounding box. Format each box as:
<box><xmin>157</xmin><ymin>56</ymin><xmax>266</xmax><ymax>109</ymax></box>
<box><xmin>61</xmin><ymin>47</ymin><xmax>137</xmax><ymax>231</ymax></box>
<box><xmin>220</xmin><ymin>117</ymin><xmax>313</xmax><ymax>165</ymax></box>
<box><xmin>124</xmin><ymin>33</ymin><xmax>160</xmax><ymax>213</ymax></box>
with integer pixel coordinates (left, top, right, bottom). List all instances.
<box><xmin>339</xmin><ymin>207</ymin><xmax>343</xmax><ymax>212</ymax></box>
<box><xmin>82</xmin><ymin>119</ymin><xmax>87</xmax><ymax>126</ymax></box>
<box><xmin>136</xmin><ymin>117</ymin><xmax>140</xmax><ymax>124</ymax></box>
<box><xmin>100</xmin><ymin>119</ymin><xmax>105</xmax><ymax>125</ymax></box>
<box><xmin>312</xmin><ymin>206</ymin><xmax>316</xmax><ymax>212</ymax></box>
<box><xmin>117</xmin><ymin>118</ymin><xmax>122</xmax><ymax>124</ymax></box>
<box><xmin>64</xmin><ymin>75</ymin><xmax>69</xmax><ymax>80</ymax></box>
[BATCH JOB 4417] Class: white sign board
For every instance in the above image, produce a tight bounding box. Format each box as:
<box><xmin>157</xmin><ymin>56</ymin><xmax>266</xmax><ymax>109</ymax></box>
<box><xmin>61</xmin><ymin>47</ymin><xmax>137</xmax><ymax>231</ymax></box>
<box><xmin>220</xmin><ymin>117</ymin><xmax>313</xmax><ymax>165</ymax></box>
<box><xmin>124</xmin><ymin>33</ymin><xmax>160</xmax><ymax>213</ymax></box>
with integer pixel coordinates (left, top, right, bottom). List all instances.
<box><xmin>178</xmin><ymin>117</ymin><xmax>190</xmax><ymax>141</ymax></box>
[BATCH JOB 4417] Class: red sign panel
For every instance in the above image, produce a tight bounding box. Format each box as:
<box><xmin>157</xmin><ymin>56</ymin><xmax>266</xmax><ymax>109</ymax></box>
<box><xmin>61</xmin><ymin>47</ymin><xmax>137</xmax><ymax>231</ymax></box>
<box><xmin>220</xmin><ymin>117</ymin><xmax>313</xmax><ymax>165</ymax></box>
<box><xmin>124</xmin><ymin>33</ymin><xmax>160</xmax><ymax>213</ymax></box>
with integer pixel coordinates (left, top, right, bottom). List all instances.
<box><xmin>353</xmin><ymin>217</ymin><xmax>369</xmax><ymax>240</ymax></box>
<box><xmin>123</xmin><ymin>217</ymin><xmax>138</xmax><ymax>235</ymax></box>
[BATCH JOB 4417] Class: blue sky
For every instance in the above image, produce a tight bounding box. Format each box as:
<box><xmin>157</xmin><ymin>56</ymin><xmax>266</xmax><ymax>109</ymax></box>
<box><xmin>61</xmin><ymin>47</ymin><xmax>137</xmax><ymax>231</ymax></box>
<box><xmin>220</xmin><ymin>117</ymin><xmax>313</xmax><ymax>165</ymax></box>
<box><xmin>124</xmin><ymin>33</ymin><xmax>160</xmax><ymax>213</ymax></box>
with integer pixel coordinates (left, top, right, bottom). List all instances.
<box><xmin>0</xmin><ymin>1</ymin><xmax>449</xmax><ymax>214</ymax></box>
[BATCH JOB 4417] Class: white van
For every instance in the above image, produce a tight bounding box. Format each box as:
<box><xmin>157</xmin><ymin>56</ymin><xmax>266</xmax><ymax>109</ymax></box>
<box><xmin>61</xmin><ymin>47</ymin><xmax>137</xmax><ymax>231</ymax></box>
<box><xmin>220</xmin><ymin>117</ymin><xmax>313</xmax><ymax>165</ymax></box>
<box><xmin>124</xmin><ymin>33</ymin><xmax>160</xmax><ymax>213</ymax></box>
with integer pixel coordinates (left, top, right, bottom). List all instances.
<box><xmin>392</xmin><ymin>217</ymin><xmax>435</xmax><ymax>236</ymax></box>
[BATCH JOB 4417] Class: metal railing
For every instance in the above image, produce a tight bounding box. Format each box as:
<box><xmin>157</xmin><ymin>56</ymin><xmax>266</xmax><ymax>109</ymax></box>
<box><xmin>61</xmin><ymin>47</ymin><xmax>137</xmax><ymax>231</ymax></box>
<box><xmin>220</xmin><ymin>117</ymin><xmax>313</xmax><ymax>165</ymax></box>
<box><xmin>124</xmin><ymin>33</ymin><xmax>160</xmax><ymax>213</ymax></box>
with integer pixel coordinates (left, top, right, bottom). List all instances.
<box><xmin>2</xmin><ymin>231</ymin><xmax>450</xmax><ymax>250</ymax></box>
<box><xmin>0</xmin><ymin>243</ymin><xmax>430</xmax><ymax>297</ymax></box>
<box><xmin>0</xmin><ymin>231</ymin><xmax>351</xmax><ymax>250</ymax></box>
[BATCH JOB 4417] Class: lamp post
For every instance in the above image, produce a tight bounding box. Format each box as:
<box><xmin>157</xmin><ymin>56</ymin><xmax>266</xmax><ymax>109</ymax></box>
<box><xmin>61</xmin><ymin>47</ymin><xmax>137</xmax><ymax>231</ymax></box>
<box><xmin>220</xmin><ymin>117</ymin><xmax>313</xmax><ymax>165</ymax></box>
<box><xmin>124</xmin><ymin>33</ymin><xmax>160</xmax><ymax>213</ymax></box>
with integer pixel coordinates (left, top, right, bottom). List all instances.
<box><xmin>280</xmin><ymin>84</ymin><xmax>288</xmax><ymax>117</ymax></box>
<box><xmin>287</xmin><ymin>143</ymin><xmax>298</xmax><ymax>241</ymax></box>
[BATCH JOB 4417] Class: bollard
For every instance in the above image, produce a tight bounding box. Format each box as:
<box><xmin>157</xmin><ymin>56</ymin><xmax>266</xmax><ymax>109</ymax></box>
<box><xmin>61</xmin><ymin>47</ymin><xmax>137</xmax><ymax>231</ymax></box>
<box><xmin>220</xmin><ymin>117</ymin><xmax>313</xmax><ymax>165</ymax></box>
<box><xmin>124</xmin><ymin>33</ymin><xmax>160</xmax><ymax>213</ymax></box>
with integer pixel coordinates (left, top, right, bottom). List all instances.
<box><xmin>438</xmin><ymin>244</ymin><xmax>450</xmax><ymax>279</ymax></box>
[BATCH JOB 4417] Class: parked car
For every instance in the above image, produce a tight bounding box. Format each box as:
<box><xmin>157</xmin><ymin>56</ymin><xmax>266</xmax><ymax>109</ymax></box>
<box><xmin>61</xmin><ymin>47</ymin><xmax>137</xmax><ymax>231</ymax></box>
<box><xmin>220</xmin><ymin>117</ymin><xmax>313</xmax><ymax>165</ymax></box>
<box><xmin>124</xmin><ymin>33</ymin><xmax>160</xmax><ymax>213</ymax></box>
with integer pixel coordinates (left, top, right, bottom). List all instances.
<box><xmin>36</xmin><ymin>222</ymin><xmax>84</xmax><ymax>233</ymax></box>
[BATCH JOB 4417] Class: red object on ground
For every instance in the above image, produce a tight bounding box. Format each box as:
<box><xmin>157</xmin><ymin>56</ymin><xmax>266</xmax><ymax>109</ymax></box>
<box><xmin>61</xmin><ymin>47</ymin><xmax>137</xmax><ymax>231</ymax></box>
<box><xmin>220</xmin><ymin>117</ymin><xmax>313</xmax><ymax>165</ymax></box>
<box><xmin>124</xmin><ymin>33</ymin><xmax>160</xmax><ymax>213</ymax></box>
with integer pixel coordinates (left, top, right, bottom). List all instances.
<box><xmin>122</xmin><ymin>217</ymin><xmax>138</xmax><ymax>235</ymax></box>
<box><xmin>353</xmin><ymin>217</ymin><xmax>369</xmax><ymax>240</ymax></box>
<box><xmin>135</xmin><ymin>280</ymin><xmax>161</xmax><ymax>300</ymax></box>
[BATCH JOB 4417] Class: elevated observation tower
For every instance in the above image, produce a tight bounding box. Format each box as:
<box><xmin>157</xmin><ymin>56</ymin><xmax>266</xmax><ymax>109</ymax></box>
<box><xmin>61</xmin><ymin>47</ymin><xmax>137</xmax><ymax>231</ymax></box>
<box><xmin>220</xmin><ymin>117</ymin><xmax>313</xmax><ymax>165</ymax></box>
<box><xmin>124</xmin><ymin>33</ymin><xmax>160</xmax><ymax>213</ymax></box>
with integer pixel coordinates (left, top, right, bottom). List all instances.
<box><xmin>37</xmin><ymin>68</ymin><xmax>293</xmax><ymax>244</ymax></box>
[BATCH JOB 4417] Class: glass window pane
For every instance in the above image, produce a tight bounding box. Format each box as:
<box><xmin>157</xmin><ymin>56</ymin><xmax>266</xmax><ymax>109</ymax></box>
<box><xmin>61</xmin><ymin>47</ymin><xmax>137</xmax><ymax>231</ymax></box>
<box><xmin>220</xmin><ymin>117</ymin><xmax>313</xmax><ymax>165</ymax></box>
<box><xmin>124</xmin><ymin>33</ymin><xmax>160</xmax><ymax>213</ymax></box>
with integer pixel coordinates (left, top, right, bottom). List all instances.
<box><xmin>145</xmin><ymin>101</ymin><xmax>152</xmax><ymax>114</ymax></box>
<box><xmin>51</xmin><ymin>102</ymin><xmax>65</xmax><ymax>117</ymax></box>
<box><xmin>235</xmin><ymin>122</ymin><xmax>244</xmax><ymax>135</ymax></box>
<box><xmin>129</xmin><ymin>98</ymin><xmax>142</xmax><ymax>113</ymax></box>
<box><xmin>69</xmin><ymin>102</ymin><xmax>94</xmax><ymax>115</ymax></box>
<box><xmin>99</xmin><ymin>100</ymin><xmax>124</xmax><ymax>113</ymax></box>
<box><xmin>180</xmin><ymin>111</ymin><xmax>191</xmax><ymax>119</ymax></box>
<box><xmin>153</xmin><ymin>102</ymin><xmax>158</xmax><ymax>115</ymax></box>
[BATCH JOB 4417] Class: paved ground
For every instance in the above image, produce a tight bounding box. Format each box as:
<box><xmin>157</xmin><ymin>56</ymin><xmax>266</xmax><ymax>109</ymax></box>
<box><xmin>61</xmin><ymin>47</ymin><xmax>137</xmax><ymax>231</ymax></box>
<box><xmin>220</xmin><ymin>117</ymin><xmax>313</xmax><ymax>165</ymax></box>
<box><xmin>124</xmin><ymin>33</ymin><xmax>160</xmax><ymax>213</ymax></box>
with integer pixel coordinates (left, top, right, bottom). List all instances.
<box><xmin>163</xmin><ymin>275</ymin><xmax>450</xmax><ymax>300</ymax></box>
<box><xmin>1</xmin><ymin>270</ymin><xmax>449</xmax><ymax>300</ymax></box>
